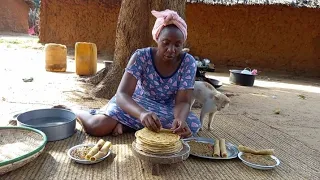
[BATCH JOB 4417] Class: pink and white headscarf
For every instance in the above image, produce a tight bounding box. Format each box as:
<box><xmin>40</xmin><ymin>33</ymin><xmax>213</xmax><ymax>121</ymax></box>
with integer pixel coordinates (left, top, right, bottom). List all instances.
<box><xmin>151</xmin><ymin>9</ymin><xmax>187</xmax><ymax>42</ymax></box>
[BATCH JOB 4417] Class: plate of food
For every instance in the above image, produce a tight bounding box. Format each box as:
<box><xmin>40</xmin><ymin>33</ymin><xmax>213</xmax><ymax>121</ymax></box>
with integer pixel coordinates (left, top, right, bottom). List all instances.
<box><xmin>237</xmin><ymin>145</ymin><xmax>280</xmax><ymax>170</ymax></box>
<box><xmin>67</xmin><ymin>139</ymin><xmax>112</xmax><ymax>165</ymax></box>
<box><xmin>183</xmin><ymin>137</ymin><xmax>238</xmax><ymax>160</ymax></box>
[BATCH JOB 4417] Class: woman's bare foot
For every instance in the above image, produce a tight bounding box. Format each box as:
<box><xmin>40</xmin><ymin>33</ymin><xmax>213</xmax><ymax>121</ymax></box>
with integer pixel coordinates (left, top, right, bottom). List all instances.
<box><xmin>111</xmin><ymin>123</ymin><xmax>135</xmax><ymax>136</ymax></box>
<box><xmin>112</xmin><ymin>123</ymin><xmax>124</xmax><ymax>136</ymax></box>
<box><xmin>51</xmin><ymin>105</ymin><xmax>120</xmax><ymax>137</ymax></box>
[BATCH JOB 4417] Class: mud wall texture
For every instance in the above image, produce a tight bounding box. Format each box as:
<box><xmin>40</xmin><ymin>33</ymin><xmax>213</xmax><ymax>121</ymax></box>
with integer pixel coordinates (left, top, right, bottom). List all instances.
<box><xmin>39</xmin><ymin>1</ymin><xmax>320</xmax><ymax>76</ymax></box>
<box><xmin>0</xmin><ymin>0</ymin><xmax>30</xmax><ymax>33</ymax></box>
<box><xmin>186</xmin><ymin>4</ymin><xmax>320</xmax><ymax>76</ymax></box>
<box><xmin>39</xmin><ymin>0</ymin><xmax>120</xmax><ymax>54</ymax></box>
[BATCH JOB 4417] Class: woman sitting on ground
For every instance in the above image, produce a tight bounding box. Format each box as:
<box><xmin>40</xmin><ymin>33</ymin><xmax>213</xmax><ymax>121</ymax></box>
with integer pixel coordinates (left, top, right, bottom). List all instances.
<box><xmin>55</xmin><ymin>9</ymin><xmax>201</xmax><ymax>138</ymax></box>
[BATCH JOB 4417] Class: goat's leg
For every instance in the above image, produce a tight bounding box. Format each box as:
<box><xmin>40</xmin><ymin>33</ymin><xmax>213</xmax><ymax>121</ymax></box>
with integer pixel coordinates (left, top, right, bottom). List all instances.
<box><xmin>208</xmin><ymin>112</ymin><xmax>217</xmax><ymax>131</ymax></box>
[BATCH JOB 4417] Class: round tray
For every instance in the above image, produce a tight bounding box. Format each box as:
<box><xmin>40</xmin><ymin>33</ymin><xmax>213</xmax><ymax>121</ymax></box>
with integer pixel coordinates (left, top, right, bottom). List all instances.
<box><xmin>67</xmin><ymin>144</ymin><xmax>111</xmax><ymax>165</ymax></box>
<box><xmin>238</xmin><ymin>152</ymin><xmax>281</xmax><ymax>170</ymax></box>
<box><xmin>131</xmin><ymin>140</ymin><xmax>190</xmax><ymax>164</ymax></box>
<box><xmin>183</xmin><ymin>137</ymin><xmax>239</xmax><ymax>160</ymax></box>
<box><xmin>0</xmin><ymin>126</ymin><xmax>47</xmax><ymax>175</ymax></box>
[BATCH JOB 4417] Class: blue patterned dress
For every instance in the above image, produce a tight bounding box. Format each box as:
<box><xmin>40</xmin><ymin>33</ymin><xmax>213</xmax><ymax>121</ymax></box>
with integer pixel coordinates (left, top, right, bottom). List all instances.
<box><xmin>104</xmin><ymin>47</ymin><xmax>201</xmax><ymax>133</ymax></box>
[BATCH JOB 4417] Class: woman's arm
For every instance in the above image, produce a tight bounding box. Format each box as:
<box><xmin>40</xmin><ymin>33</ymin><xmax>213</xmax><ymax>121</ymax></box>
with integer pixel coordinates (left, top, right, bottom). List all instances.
<box><xmin>171</xmin><ymin>89</ymin><xmax>193</xmax><ymax>137</ymax></box>
<box><xmin>116</xmin><ymin>52</ymin><xmax>161</xmax><ymax>131</ymax></box>
<box><xmin>116</xmin><ymin>52</ymin><xmax>146</xmax><ymax>119</ymax></box>
<box><xmin>174</xmin><ymin>90</ymin><xmax>192</xmax><ymax>122</ymax></box>
<box><xmin>171</xmin><ymin>54</ymin><xmax>197</xmax><ymax>137</ymax></box>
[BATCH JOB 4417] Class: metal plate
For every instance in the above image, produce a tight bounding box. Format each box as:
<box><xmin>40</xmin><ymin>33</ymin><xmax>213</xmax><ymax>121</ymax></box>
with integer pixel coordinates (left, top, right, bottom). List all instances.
<box><xmin>183</xmin><ymin>137</ymin><xmax>239</xmax><ymax>160</ymax></box>
<box><xmin>238</xmin><ymin>152</ymin><xmax>281</xmax><ymax>170</ymax></box>
<box><xmin>67</xmin><ymin>144</ymin><xmax>111</xmax><ymax>165</ymax></box>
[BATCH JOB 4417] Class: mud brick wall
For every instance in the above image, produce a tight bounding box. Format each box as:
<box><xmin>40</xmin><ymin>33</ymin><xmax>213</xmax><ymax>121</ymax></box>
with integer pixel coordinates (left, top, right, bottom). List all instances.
<box><xmin>39</xmin><ymin>0</ymin><xmax>120</xmax><ymax>54</ymax></box>
<box><xmin>186</xmin><ymin>4</ymin><xmax>320</xmax><ymax>76</ymax></box>
<box><xmin>39</xmin><ymin>1</ymin><xmax>320</xmax><ymax>76</ymax></box>
<box><xmin>0</xmin><ymin>0</ymin><xmax>30</xmax><ymax>33</ymax></box>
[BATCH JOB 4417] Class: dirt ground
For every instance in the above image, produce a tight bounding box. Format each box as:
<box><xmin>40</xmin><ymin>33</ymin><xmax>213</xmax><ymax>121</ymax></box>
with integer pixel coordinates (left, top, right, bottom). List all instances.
<box><xmin>0</xmin><ymin>32</ymin><xmax>319</xmax><ymax>156</ymax></box>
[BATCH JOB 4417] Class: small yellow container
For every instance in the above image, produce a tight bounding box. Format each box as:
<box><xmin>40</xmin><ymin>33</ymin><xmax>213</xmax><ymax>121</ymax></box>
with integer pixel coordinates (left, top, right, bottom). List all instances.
<box><xmin>75</xmin><ymin>42</ymin><xmax>97</xmax><ymax>76</ymax></box>
<box><xmin>45</xmin><ymin>43</ymin><xmax>67</xmax><ymax>72</ymax></box>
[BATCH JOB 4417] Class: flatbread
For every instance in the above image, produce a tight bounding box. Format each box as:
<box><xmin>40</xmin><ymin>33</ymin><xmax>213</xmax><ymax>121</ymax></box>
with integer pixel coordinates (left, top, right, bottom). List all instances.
<box><xmin>213</xmin><ymin>139</ymin><xmax>220</xmax><ymax>157</ymax></box>
<box><xmin>134</xmin><ymin>128</ymin><xmax>182</xmax><ymax>155</ymax></box>
<box><xmin>135</xmin><ymin>138</ymin><xmax>177</xmax><ymax>148</ymax></box>
<box><xmin>135</xmin><ymin>140</ymin><xmax>183</xmax><ymax>155</ymax></box>
<box><xmin>136</xmin><ymin>139</ymin><xmax>182</xmax><ymax>150</ymax></box>
<box><xmin>219</xmin><ymin>139</ymin><xmax>227</xmax><ymax>158</ymax></box>
<box><xmin>135</xmin><ymin>128</ymin><xmax>180</xmax><ymax>145</ymax></box>
<box><xmin>135</xmin><ymin>144</ymin><xmax>183</xmax><ymax>155</ymax></box>
<box><xmin>136</xmin><ymin>136</ymin><xmax>177</xmax><ymax>147</ymax></box>
<box><xmin>238</xmin><ymin>145</ymin><xmax>274</xmax><ymax>155</ymax></box>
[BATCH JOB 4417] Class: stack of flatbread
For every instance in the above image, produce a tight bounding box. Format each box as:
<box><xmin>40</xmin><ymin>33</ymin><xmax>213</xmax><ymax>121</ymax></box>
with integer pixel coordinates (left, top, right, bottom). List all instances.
<box><xmin>135</xmin><ymin>128</ymin><xmax>182</xmax><ymax>155</ymax></box>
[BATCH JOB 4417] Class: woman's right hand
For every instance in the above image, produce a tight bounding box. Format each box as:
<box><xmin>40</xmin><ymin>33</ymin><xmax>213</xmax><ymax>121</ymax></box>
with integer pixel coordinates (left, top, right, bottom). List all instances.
<box><xmin>140</xmin><ymin>111</ymin><xmax>162</xmax><ymax>132</ymax></box>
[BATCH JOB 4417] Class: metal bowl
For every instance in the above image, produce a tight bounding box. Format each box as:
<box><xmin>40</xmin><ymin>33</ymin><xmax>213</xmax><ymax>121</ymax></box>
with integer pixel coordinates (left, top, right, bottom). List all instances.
<box><xmin>16</xmin><ymin>108</ymin><xmax>77</xmax><ymax>142</ymax></box>
<box><xmin>229</xmin><ymin>69</ymin><xmax>256</xmax><ymax>86</ymax></box>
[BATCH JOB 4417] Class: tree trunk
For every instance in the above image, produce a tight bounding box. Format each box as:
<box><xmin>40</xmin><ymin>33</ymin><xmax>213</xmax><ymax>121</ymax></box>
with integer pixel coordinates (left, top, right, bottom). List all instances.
<box><xmin>91</xmin><ymin>0</ymin><xmax>186</xmax><ymax>99</ymax></box>
<box><xmin>91</xmin><ymin>0</ymin><xmax>150</xmax><ymax>98</ymax></box>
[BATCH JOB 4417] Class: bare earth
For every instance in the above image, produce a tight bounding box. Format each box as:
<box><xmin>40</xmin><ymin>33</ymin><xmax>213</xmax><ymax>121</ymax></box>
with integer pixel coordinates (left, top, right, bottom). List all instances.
<box><xmin>0</xmin><ymin>33</ymin><xmax>319</xmax><ymax>179</ymax></box>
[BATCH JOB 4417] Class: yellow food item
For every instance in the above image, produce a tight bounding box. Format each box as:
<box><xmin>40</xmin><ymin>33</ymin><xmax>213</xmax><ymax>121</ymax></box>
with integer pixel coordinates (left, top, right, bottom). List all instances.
<box><xmin>85</xmin><ymin>146</ymin><xmax>99</xmax><ymax>160</ymax></box>
<box><xmin>85</xmin><ymin>139</ymin><xmax>106</xmax><ymax>160</ymax></box>
<box><xmin>75</xmin><ymin>42</ymin><xmax>97</xmax><ymax>76</ymax></box>
<box><xmin>219</xmin><ymin>139</ymin><xmax>227</xmax><ymax>158</ymax></box>
<box><xmin>96</xmin><ymin>139</ymin><xmax>106</xmax><ymax>149</ymax></box>
<box><xmin>100</xmin><ymin>141</ymin><xmax>112</xmax><ymax>153</ymax></box>
<box><xmin>89</xmin><ymin>141</ymin><xmax>112</xmax><ymax>161</ymax></box>
<box><xmin>135</xmin><ymin>138</ymin><xmax>182</xmax><ymax>155</ymax></box>
<box><xmin>45</xmin><ymin>43</ymin><xmax>67</xmax><ymax>72</ymax></box>
<box><xmin>135</xmin><ymin>128</ymin><xmax>180</xmax><ymax>145</ymax></box>
<box><xmin>90</xmin><ymin>151</ymin><xmax>105</xmax><ymax>161</ymax></box>
<box><xmin>213</xmin><ymin>139</ymin><xmax>220</xmax><ymax>157</ymax></box>
<box><xmin>134</xmin><ymin>128</ymin><xmax>182</xmax><ymax>155</ymax></box>
<box><xmin>238</xmin><ymin>145</ymin><xmax>274</xmax><ymax>155</ymax></box>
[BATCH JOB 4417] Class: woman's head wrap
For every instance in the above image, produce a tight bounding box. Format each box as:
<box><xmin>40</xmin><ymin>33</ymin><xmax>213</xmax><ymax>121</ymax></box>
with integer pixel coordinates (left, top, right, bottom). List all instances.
<box><xmin>151</xmin><ymin>9</ymin><xmax>187</xmax><ymax>42</ymax></box>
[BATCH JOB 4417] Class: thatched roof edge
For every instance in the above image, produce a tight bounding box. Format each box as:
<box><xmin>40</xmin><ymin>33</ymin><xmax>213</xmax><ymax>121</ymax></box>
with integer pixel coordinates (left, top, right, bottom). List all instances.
<box><xmin>186</xmin><ymin>0</ymin><xmax>320</xmax><ymax>8</ymax></box>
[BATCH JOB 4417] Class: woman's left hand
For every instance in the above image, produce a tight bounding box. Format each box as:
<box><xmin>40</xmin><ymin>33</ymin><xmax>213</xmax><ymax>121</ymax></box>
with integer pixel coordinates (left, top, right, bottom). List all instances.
<box><xmin>171</xmin><ymin>119</ymin><xmax>192</xmax><ymax>138</ymax></box>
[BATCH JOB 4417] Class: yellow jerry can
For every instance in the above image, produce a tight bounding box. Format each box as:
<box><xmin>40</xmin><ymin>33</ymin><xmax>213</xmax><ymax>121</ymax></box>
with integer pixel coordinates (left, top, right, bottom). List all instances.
<box><xmin>75</xmin><ymin>42</ymin><xmax>97</xmax><ymax>76</ymax></box>
<box><xmin>45</xmin><ymin>43</ymin><xmax>67</xmax><ymax>72</ymax></box>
